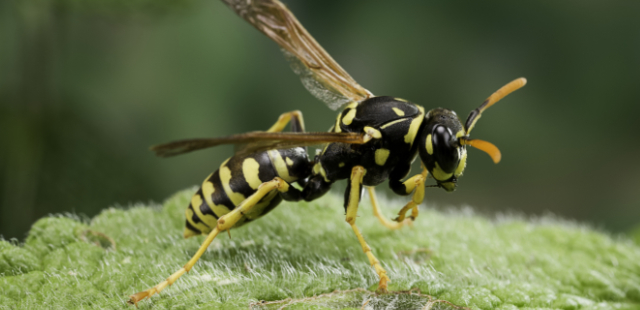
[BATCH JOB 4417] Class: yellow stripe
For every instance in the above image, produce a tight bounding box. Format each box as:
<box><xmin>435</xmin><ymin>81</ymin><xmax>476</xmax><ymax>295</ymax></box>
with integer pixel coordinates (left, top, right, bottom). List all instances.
<box><xmin>342</xmin><ymin>108</ymin><xmax>357</xmax><ymax>125</ymax></box>
<box><xmin>426</xmin><ymin>134</ymin><xmax>433</xmax><ymax>155</ymax></box>
<box><xmin>242</xmin><ymin>158</ymin><xmax>263</xmax><ymax>190</ymax></box>
<box><xmin>268</xmin><ymin>150</ymin><xmax>296</xmax><ymax>183</ymax></box>
<box><xmin>184</xmin><ymin>207</ymin><xmax>204</xmax><ymax>237</ymax></box>
<box><xmin>201</xmin><ymin>173</ymin><xmax>215</xmax><ymax>206</ymax></box>
<box><xmin>394</xmin><ymin>98</ymin><xmax>408</xmax><ymax>102</ymax></box>
<box><xmin>380</xmin><ymin>118</ymin><xmax>405</xmax><ymax>129</ymax></box>
<box><xmin>201</xmin><ymin>170</ymin><xmax>232</xmax><ymax>217</ymax></box>
<box><xmin>191</xmin><ymin>193</ymin><xmax>218</xmax><ymax>228</ymax></box>
<box><xmin>404</xmin><ymin>106</ymin><xmax>425</xmax><ymax>146</ymax></box>
<box><xmin>186</xmin><ymin>195</ymin><xmax>211</xmax><ymax>233</ymax></box>
<box><xmin>392</xmin><ymin>107</ymin><xmax>405</xmax><ymax>116</ymax></box>
<box><xmin>219</xmin><ymin>159</ymin><xmax>246</xmax><ymax>206</ymax></box>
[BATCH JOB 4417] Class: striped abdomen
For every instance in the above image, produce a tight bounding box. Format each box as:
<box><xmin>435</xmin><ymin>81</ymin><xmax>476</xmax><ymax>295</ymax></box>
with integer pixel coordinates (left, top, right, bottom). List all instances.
<box><xmin>183</xmin><ymin>148</ymin><xmax>309</xmax><ymax>238</ymax></box>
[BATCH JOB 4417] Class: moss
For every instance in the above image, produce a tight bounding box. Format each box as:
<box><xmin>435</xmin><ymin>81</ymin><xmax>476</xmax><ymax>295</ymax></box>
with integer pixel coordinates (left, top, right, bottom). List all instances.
<box><xmin>1</xmin><ymin>189</ymin><xmax>639</xmax><ymax>309</ymax></box>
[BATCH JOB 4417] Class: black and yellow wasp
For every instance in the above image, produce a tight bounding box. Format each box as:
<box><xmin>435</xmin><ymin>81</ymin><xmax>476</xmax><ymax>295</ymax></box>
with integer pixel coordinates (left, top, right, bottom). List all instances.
<box><xmin>129</xmin><ymin>0</ymin><xmax>526</xmax><ymax>305</ymax></box>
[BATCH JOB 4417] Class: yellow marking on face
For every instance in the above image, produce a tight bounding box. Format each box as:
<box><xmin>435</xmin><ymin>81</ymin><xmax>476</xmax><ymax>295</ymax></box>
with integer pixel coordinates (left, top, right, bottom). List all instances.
<box><xmin>426</xmin><ymin>134</ymin><xmax>433</xmax><ymax>155</ymax></box>
<box><xmin>404</xmin><ymin>106</ymin><xmax>425</xmax><ymax>146</ymax></box>
<box><xmin>432</xmin><ymin>162</ymin><xmax>453</xmax><ymax>181</ymax></box>
<box><xmin>220</xmin><ymin>160</ymin><xmax>246</xmax><ymax>206</ymax></box>
<box><xmin>392</xmin><ymin>107</ymin><xmax>405</xmax><ymax>116</ymax></box>
<box><xmin>242</xmin><ymin>158</ymin><xmax>263</xmax><ymax>190</ymax></box>
<box><xmin>364</xmin><ymin>126</ymin><xmax>382</xmax><ymax>139</ymax></box>
<box><xmin>268</xmin><ymin>150</ymin><xmax>296</xmax><ymax>183</ymax></box>
<box><xmin>380</xmin><ymin>118</ymin><xmax>405</xmax><ymax>129</ymax></box>
<box><xmin>375</xmin><ymin>148</ymin><xmax>390</xmax><ymax>166</ymax></box>
<box><xmin>285</xmin><ymin>157</ymin><xmax>294</xmax><ymax>166</ymax></box>
<box><xmin>342</xmin><ymin>108</ymin><xmax>357</xmax><ymax>125</ymax></box>
<box><xmin>313</xmin><ymin>162</ymin><xmax>331</xmax><ymax>182</ymax></box>
<box><xmin>339</xmin><ymin>162</ymin><xmax>345</xmax><ymax>168</ymax></box>
<box><xmin>455</xmin><ymin>151</ymin><xmax>467</xmax><ymax>177</ymax></box>
<box><xmin>394</xmin><ymin>98</ymin><xmax>408</xmax><ymax>103</ymax></box>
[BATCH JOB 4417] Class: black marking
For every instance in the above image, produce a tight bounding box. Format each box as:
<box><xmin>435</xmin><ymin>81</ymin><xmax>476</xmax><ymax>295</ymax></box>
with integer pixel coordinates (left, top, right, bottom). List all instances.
<box><xmin>208</xmin><ymin>170</ymin><xmax>237</xmax><ymax>212</ymax></box>
<box><xmin>200</xmin><ymin>203</ymin><xmax>219</xmax><ymax>219</ymax></box>
<box><xmin>185</xmin><ymin>220</ymin><xmax>202</xmax><ymax>235</ymax></box>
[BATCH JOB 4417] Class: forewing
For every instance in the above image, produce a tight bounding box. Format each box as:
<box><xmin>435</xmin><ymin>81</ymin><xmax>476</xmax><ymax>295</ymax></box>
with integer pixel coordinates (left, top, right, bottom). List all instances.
<box><xmin>221</xmin><ymin>0</ymin><xmax>373</xmax><ymax>110</ymax></box>
<box><xmin>151</xmin><ymin>132</ymin><xmax>366</xmax><ymax>157</ymax></box>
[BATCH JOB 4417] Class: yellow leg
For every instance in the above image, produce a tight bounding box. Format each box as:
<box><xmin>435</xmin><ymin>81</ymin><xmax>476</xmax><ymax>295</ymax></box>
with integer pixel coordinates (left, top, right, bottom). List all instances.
<box><xmin>267</xmin><ymin>110</ymin><xmax>305</xmax><ymax>133</ymax></box>
<box><xmin>394</xmin><ymin>166</ymin><xmax>428</xmax><ymax>223</ymax></box>
<box><xmin>345</xmin><ymin>166</ymin><xmax>390</xmax><ymax>293</ymax></box>
<box><xmin>367</xmin><ymin>187</ymin><xmax>411</xmax><ymax>230</ymax></box>
<box><xmin>129</xmin><ymin>177</ymin><xmax>290</xmax><ymax>306</ymax></box>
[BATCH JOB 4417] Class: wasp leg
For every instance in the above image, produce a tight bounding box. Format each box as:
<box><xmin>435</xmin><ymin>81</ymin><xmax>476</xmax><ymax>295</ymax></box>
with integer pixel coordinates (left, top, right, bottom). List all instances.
<box><xmin>267</xmin><ymin>110</ymin><xmax>306</xmax><ymax>133</ymax></box>
<box><xmin>128</xmin><ymin>177</ymin><xmax>291</xmax><ymax>306</ymax></box>
<box><xmin>367</xmin><ymin>187</ymin><xmax>411</xmax><ymax>230</ymax></box>
<box><xmin>345</xmin><ymin>166</ymin><xmax>389</xmax><ymax>293</ymax></box>
<box><xmin>391</xmin><ymin>166</ymin><xmax>428</xmax><ymax>223</ymax></box>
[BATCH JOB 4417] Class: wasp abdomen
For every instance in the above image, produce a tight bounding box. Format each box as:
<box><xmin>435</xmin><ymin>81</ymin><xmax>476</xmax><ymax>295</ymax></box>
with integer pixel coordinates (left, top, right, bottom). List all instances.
<box><xmin>183</xmin><ymin>148</ymin><xmax>309</xmax><ymax>238</ymax></box>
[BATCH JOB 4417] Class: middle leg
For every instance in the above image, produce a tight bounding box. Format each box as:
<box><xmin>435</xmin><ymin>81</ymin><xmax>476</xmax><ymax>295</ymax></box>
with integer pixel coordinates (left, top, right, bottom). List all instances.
<box><xmin>345</xmin><ymin>166</ymin><xmax>390</xmax><ymax>293</ymax></box>
<box><xmin>367</xmin><ymin>187</ymin><xmax>412</xmax><ymax>230</ymax></box>
<box><xmin>392</xmin><ymin>165</ymin><xmax>428</xmax><ymax>223</ymax></box>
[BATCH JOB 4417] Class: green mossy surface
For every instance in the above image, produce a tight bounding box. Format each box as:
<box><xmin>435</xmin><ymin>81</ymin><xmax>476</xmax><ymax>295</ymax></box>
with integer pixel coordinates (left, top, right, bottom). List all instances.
<box><xmin>1</xmin><ymin>189</ymin><xmax>639</xmax><ymax>309</ymax></box>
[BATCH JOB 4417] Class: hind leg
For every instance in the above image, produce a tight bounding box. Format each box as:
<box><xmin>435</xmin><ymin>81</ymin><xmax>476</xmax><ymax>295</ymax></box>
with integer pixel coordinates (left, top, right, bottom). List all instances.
<box><xmin>128</xmin><ymin>177</ymin><xmax>292</xmax><ymax>306</ymax></box>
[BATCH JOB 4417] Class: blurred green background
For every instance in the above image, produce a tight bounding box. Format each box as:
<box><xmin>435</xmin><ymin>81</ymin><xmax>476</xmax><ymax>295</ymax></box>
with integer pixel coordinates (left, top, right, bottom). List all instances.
<box><xmin>1</xmin><ymin>0</ymin><xmax>639</xmax><ymax>241</ymax></box>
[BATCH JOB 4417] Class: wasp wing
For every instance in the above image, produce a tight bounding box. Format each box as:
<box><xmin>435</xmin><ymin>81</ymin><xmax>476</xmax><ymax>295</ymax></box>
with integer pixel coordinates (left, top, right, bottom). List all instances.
<box><xmin>220</xmin><ymin>0</ymin><xmax>373</xmax><ymax>110</ymax></box>
<box><xmin>151</xmin><ymin>131</ymin><xmax>366</xmax><ymax>158</ymax></box>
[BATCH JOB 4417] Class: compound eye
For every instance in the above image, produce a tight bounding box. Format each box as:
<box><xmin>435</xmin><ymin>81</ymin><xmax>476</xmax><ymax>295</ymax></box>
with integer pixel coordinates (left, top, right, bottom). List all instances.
<box><xmin>432</xmin><ymin>125</ymin><xmax>459</xmax><ymax>173</ymax></box>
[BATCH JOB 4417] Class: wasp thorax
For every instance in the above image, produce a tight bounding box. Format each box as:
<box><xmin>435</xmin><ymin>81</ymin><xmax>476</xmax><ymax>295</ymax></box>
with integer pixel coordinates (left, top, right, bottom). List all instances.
<box><xmin>418</xmin><ymin>108</ymin><xmax>468</xmax><ymax>192</ymax></box>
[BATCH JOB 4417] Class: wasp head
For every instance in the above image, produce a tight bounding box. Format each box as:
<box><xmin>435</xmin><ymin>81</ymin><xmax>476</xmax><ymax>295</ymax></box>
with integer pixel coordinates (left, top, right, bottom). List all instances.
<box><xmin>416</xmin><ymin>78</ymin><xmax>526</xmax><ymax>192</ymax></box>
<box><xmin>418</xmin><ymin>108</ymin><xmax>467</xmax><ymax>192</ymax></box>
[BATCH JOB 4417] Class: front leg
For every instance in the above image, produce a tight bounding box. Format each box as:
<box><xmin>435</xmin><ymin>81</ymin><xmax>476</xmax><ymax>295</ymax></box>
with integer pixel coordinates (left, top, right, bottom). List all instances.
<box><xmin>389</xmin><ymin>165</ymin><xmax>429</xmax><ymax>223</ymax></box>
<box><xmin>345</xmin><ymin>166</ymin><xmax>389</xmax><ymax>293</ymax></box>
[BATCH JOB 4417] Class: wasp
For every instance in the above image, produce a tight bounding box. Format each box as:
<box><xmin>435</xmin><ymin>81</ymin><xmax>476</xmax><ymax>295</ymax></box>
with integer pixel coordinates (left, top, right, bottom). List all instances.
<box><xmin>129</xmin><ymin>0</ymin><xmax>526</xmax><ymax>305</ymax></box>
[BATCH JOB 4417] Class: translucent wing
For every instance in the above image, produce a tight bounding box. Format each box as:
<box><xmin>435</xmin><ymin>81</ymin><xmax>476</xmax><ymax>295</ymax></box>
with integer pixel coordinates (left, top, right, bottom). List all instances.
<box><xmin>151</xmin><ymin>131</ymin><xmax>366</xmax><ymax>157</ymax></box>
<box><xmin>221</xmin><ymin>0</ymin><xmax>373</xmax><ymax>110</ymax></box>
